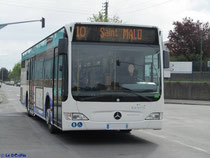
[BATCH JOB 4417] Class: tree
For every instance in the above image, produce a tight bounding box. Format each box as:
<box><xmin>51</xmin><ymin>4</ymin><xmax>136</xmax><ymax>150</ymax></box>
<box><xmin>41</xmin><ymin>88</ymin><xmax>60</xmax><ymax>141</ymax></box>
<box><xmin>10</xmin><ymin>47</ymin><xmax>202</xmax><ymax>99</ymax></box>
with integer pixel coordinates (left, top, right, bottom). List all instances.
<box><xmin>0</xmin><ymin>67</ymin><xmax>9</xmax><ymax>81</ymax></box>
<box><xmin>8</xmin><ymin>62</ymin><xmax>21</xmax><ymax>83</ymax></box>
<box><xmin>88</xmin><ymin>11</ymin><xmax>122</xmax><ymax>23</ymax></box>
<box><xmin>166</xmin><ymin>17</ymin><xmax>210</xmax><ymax>61</ymax></box>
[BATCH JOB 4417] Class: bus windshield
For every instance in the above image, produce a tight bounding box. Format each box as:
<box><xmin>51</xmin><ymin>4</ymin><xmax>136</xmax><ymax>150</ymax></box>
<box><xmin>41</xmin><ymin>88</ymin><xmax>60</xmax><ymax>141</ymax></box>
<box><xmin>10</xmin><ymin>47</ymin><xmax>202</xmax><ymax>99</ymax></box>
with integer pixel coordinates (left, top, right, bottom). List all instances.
<box><xmin>72</xmin><ymin>42</ymin><xmax>161</xmax><ymax>102</ymax></box>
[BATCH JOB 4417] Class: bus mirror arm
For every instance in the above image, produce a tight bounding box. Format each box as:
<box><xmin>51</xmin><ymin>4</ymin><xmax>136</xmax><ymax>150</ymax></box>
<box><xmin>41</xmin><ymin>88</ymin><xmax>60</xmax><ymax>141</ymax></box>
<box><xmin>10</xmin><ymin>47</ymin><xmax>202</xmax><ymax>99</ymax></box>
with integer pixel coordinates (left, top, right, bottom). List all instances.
<box><xmin>62</xmin><ymin>55</ymin><xmax>68</xmax><ymax>101</ymax></box>
<box><xmin>58</xmin><ymin>38</ymin><xmax>68</xmax><ymax>55</ymax></box>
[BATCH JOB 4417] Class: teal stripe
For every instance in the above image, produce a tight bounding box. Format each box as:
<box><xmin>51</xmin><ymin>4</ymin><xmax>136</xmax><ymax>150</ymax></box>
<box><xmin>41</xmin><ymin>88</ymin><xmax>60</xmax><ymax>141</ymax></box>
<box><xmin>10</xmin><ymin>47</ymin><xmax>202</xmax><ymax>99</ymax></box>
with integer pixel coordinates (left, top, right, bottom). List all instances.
<box><xmin>22</xmin><ymin>29</ymin><xmax>64</xmax><ymax>61</ymax></box>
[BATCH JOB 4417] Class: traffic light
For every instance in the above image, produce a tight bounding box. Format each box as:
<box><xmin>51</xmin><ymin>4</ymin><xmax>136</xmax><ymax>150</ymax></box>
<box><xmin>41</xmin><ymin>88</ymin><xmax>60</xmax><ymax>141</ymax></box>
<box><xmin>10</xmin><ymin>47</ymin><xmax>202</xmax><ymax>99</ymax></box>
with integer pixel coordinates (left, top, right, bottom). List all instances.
<box><xmin>41</xmin><ymin>17</ymin><xmax>45</xmax><ymax>28</ymax></box>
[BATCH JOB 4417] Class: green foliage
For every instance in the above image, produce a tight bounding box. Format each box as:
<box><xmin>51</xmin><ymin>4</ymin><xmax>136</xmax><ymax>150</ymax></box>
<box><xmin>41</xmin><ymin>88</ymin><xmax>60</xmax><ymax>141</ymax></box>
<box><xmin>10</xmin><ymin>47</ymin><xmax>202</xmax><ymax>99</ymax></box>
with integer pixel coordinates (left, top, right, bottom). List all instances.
<box><xmin>88</xmin><ymin>11</ymin><xmax>122</xmax><ymax>23</ymax></box>
<box><xmin>166</xmin><ymin>17</ymin><xmax>210</xmax><ymax>61</ymax></box>
<box><xmin>89</xmin><ymin>12</ymin><xmax>108</xmax><ymax>22</ymax></box>
<box><xmin>170</xmin><ymin>55</ymin><xmax>187</xmax><ymax>61</ymax></box>
<box><xmin>0</xmin><ymin>67</ymin><xmax>9</xmax><ymax>81</ymax></box>
<box><xmin>109</xmin><ymin>15</ymin><xmax>123</xmax><ymax>23</ymax></box>
<box><xmin>9</xmin><ymin>62</ymin><xmax>21</xmax><ymax>83</ymax></box>
<box><xmin>170</xmin><ymin>54</ymin><xmax>200</xmax><ymax>61</ymax></box>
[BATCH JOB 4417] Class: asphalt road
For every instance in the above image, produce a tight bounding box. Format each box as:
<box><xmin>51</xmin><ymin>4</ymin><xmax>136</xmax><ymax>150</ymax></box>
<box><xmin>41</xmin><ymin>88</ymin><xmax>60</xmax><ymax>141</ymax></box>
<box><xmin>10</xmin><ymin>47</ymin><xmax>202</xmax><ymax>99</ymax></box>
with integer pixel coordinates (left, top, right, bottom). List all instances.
<box><xmin>0</xmin><ymin>84</ymin><xmax>210</xmax><ymax>158</ymax></box>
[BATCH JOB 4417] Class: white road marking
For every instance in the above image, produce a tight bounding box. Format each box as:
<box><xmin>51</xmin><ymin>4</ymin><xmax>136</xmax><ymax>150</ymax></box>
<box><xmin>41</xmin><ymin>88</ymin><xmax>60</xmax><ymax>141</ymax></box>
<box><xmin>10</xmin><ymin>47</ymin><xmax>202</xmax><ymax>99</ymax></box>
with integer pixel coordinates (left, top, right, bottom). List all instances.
<box><xmin>140</xmin><ymin>131</ymin><xmax>210</xmax><ymax>154</ymax></box>
<box><xmin>140</xmin><ymin>131</ymin><xmax>167</xmax><ymax>138</ymax></box>
<box><xmin>173</xmin><ymin>140</ymin><xmax>209</xmax><ymax>153</ymax></box>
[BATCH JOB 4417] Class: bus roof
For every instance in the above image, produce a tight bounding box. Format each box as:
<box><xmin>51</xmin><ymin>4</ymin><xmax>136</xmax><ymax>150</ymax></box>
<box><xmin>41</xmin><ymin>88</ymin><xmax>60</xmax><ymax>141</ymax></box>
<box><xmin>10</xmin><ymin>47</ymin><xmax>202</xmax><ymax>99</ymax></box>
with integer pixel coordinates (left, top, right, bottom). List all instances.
<box><xmin>21</xmin><ymin>22</ymin><xmax>160</xmax><ymax>61</ymax></box>
<box><xmin>64</xmin><ymin>22</ymin><xmax>159</xmax><ymax>30</ymax></box>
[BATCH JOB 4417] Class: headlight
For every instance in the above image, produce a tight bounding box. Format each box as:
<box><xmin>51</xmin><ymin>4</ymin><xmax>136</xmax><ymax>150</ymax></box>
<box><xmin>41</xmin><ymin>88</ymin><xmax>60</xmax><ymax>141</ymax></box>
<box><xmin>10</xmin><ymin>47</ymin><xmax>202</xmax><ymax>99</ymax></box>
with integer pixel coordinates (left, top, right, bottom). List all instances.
<box><xmin>145</xmin><ymin>112</ymin><xmax>163</xmax><ymax>120</ymax></box>
<box><xmin>64</xmin><ymin>112</ymin><xmax>89</xmax><ymax>120</ymax></box>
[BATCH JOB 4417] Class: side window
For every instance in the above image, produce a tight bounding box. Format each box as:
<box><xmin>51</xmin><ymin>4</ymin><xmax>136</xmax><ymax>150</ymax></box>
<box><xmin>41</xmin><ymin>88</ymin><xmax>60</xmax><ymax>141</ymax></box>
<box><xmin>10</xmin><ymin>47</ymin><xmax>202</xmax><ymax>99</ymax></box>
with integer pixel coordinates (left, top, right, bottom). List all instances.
<box><xmin>27</xmin><ymin>70</ymin><xmax>29</xmax><ymax>80</ymax></box>
<box><xmin>153</xmin><ymin>53</ymin><xmax>159</xmax><ymax>83</ymax></box>
<box><xmin>21</xmin><ymin>61</ymin><xmax>25</xmax><ymax>68</ymax></box>
<box><xmin>27</xmin><ymin>63</ymin><xmax>30</xmax><ymax>80</ymax></box>
<box><xmin>145</xmin><ymin>55</ymin><xmax>152</xmax><ymax>82</ymax></box>
<box><xmin>44</xmin><ymin>58</ymin><xmax>53</xmax><ymax>79</ymax></box>
<box><xmin>34</xmin><ymin>59</ymin><xmax>44</xmax><ymax>80</ymax></box>
<box><xmin>144</xmin><ymin>53</ymin><xmax>160</xmax><ymax>83</ymax></box>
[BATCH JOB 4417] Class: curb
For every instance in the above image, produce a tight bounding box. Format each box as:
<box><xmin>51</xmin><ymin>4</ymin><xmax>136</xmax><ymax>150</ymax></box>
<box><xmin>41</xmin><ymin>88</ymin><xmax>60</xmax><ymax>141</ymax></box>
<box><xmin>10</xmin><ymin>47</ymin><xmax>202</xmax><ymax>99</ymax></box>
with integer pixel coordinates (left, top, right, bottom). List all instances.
<box><xmin>165</xmin><ymin>100</ymin><xmax>210</xmax><ymax>106</ymax></box>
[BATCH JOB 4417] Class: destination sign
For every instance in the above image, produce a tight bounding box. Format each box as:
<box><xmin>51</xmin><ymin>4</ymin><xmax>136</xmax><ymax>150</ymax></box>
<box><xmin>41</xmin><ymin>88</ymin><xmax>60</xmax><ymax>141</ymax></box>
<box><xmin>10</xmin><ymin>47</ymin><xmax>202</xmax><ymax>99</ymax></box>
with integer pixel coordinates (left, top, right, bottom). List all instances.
<box><xmin>73</xmin><ymin>24</ymin><xmax>159</xmax><ymax>45</ymax></box>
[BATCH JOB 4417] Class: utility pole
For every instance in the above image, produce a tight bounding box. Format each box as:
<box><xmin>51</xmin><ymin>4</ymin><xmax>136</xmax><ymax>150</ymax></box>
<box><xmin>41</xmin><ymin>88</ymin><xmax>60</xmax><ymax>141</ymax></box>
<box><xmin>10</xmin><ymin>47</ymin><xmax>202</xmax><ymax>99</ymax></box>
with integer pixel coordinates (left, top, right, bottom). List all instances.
<box><xmin>200</xmin><ymin>31</ymin><xmax>203</xmax><ymax>72</ymax></box>
<box><xmin>103</xmin><ymin>1</ymin><xmax>109</xmax><ymax>21</ymax></box>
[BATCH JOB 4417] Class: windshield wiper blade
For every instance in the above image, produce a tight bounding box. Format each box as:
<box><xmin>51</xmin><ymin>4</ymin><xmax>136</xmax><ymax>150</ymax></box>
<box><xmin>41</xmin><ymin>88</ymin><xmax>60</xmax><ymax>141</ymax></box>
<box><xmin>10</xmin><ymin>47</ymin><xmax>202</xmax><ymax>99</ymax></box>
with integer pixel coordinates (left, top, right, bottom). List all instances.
<box><xmin>75</xmin><ymin>88</ymin><xmax>153</xmax><ymax>101</ymax></box>
<box><xmin>79</xmin><ymin>95</ymin><xmax>112</xmax><ymax>101</ymax></box>
<box><xmin>119</xmin><ymin>87</ymin><xmax>152</xmax><ymax>101</ymax></box>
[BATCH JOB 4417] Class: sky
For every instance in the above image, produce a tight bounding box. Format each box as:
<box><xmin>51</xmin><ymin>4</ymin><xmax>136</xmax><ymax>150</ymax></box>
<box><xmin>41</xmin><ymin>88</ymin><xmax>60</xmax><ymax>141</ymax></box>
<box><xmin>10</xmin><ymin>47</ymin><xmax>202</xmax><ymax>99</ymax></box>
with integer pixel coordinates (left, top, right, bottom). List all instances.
<box><xmin>0</xmin><ymin>0</ymin><xmax>210</xmax><ymax>70</ymax></box>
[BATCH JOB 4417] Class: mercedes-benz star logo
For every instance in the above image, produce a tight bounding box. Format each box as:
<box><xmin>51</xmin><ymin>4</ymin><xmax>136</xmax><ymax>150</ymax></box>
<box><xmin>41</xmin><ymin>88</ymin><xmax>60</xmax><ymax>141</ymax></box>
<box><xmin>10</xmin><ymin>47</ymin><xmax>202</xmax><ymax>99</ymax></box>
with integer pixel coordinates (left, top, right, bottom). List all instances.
<box><xmin>114</xmin><ymin>112</ymin><xmax>122</xmax><ymax>120</ymax></box>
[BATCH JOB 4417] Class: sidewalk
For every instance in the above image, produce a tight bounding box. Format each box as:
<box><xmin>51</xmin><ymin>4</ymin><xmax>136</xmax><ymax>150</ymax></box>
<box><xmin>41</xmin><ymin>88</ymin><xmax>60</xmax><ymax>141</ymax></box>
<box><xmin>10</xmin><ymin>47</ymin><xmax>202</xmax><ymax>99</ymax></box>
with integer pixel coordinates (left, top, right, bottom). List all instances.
<box><xmin>165</xmin><ymin>99</ymin><xmax>210</xmax><ymax>106</ymax></box>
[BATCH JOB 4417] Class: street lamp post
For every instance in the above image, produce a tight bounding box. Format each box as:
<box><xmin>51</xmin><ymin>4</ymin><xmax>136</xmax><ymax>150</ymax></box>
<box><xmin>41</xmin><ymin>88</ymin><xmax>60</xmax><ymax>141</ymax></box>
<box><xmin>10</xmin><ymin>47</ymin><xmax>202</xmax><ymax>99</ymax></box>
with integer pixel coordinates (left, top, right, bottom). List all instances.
<box><xmin>200</xmin><ymin>30</ymin><xmax>210</xmax><ymax>73</ymax></box>
<box><xmin>200</xmin><ymin>31</ymin><xmax>203</xmax><ymax>72</ymax></box>
<box><xmin>0</xmin><ymin>17</ymin><xmax>45</xmax><ymax>30</ymax></box>
<box><xmin>0</xmin><ymin>18</ymin><xmax>45</xmax><ymax>82</ymax></box>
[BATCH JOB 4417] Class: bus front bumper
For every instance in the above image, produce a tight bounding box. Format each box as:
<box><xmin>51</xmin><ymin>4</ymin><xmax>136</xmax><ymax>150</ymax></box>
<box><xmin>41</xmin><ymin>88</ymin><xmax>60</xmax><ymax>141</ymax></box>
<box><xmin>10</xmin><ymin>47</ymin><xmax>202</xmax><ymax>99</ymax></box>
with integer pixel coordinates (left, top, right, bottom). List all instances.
<box><xmin>62</xmin><ymin>120</ymin><xmax>162</xmax><ymax>131</ymax></box>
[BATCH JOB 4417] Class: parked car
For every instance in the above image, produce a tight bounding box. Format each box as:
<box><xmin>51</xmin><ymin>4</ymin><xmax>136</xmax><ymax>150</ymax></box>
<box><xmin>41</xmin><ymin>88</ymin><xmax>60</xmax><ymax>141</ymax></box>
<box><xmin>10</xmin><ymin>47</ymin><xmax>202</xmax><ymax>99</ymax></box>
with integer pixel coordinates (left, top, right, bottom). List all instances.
<box><xmin>5</xmin><ymin>81</ymin><xmax>15</xmax><ymax>86</ymax></box>
<box><xmin>16</xmin><ymin>82</ymin><xmax>21</xmax><ymax>87</ymax></box>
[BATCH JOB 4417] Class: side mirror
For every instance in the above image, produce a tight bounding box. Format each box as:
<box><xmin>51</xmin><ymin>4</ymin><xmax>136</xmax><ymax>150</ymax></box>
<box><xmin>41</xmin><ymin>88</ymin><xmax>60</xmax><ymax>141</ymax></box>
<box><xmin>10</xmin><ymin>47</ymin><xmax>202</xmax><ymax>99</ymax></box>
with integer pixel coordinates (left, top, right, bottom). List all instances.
<box><xmin>58</xmin><ymin>38</ymin><xmax>68</xmax><ymax>55</ymax></box>
<box><xmin>163</xmin><ymin>50</ymin><xmax>170</xmax><ymax>68</ymax></box>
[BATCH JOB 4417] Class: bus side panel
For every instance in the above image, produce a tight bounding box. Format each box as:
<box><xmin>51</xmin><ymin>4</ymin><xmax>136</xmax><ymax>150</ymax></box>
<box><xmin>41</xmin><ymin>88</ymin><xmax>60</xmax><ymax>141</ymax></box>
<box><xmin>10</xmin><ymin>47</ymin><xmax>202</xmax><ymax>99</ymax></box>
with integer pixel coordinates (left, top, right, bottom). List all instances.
<box><xmin>20</xmin><ymin>59</ymin><xmax>30</xmax><ymax>107</ymax></box>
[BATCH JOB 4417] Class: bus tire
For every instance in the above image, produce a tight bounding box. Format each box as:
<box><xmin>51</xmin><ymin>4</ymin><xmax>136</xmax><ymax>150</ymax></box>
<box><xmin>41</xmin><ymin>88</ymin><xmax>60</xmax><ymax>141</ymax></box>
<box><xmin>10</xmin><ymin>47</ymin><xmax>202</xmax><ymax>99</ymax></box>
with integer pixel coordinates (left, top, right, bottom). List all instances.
<box><xmin>27</xmin><ymin>107</ymin><xmax>32</xmax><ymax>117</ymax></box>
<box><xmin>26</xmin><ymin>94</ymin><xmax>32</xmax><ymax>117</ymax></box>
<box><xmin>46</xmin><ymin>108</ymin><xmax>56</xmax><ymax>134</ymax></box>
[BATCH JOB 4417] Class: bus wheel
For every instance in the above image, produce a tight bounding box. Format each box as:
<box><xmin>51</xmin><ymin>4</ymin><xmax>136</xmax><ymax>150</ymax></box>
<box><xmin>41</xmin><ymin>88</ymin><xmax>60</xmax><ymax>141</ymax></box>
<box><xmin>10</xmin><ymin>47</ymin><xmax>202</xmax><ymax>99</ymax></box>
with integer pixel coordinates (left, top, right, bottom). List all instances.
<box><xmin>26</xmin><ymin>96</ymin><xmax>32</xmax><ymax>117</ymax></box>
<box><xmin>27</xmin><ymin>107</ymin><xmax>32</xmax><ymax>117</ymax></box>
<box><xmin>46</xmin><ymin>108</ymin><xmax>56</xmax><ymax>134</ymax></box>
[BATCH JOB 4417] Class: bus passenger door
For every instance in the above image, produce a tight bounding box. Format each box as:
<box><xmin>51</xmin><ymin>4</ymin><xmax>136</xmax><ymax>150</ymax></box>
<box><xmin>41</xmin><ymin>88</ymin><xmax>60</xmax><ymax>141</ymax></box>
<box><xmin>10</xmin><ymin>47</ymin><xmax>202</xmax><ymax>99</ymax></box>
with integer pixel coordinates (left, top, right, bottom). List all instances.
<box><xmin>28</xmin><ymin>58</ymin><xmax>35</xmax><ymax>114</ymax></box>
<box><xmin>53</xmin><ymin>49</ymin><xmax>63</xmax><ymax>128</ymax></box>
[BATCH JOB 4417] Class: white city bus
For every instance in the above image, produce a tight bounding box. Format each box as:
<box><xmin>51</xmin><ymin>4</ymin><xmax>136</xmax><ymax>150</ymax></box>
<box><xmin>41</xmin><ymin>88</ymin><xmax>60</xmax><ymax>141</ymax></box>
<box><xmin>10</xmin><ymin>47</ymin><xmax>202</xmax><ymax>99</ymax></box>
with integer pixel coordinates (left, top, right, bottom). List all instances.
<box><xmin>20</xmin><ymin>22</ymin><xmax>169</xmax><ymax>133</ymax></box>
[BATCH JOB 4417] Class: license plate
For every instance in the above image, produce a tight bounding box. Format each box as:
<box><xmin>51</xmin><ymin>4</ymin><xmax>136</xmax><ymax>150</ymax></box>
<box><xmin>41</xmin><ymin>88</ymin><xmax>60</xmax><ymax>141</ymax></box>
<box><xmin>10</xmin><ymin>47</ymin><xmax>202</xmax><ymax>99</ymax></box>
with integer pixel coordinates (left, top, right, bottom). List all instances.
<box><xmin>106</xmin><ymin>123</ymin><xmax>128</xmax><ymax>130</ymax></box>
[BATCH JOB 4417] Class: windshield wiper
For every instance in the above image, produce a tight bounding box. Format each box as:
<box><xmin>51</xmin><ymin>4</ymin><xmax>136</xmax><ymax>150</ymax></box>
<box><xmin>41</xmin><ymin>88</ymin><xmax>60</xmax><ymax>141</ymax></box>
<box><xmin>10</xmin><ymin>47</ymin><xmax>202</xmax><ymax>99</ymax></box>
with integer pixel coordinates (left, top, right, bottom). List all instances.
<box><xmin>78</xmin><ymin>95</ymin><xmax>113</xmax><ymax>101</ymax></box>
<box><xmin>119</xmin><ymin>86</ymin><xmax>152</xmax><ymax>101</ymax></box>
<box><xmin>74</xmin><ymin>88</ymin><xmax>153</xmax><ymax>101</ymax></box>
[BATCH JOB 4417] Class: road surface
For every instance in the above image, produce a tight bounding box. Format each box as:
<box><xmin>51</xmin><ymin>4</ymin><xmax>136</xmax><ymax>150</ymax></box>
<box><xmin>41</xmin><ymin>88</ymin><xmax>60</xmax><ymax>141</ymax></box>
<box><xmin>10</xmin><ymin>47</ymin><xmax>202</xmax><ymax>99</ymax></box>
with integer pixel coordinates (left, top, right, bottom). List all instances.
<box><xmin>0</xmin><ymin>84</ymin><xmax>210</xmax><ymax>158</ymax></box>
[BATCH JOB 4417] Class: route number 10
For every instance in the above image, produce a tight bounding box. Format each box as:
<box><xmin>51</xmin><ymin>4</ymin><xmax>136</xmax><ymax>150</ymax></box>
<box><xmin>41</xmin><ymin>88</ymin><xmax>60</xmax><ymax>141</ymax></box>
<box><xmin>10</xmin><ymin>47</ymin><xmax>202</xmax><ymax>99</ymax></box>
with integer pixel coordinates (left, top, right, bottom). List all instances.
<box><xmin>76</xmin><ymin>26</ymin><xmax>87</xmax><ymax>38</ymax></box>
